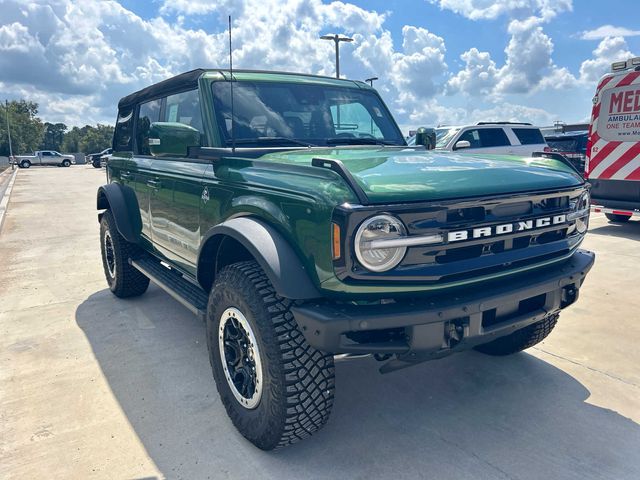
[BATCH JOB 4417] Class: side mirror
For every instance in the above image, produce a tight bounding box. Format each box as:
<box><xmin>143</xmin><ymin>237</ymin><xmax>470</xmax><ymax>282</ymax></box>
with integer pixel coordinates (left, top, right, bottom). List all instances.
<box><xmin>454</xmin><ymin>140</ymin><xmax>471</xmax><ymax>150</ymax></box>
<box><xmin>149</xmin><ymin>122</ymin><xmax>201</xmax><ymax>157</ymax></box>
<box><xmin>414</xmin><ymin>127</ymin><xmax>436</xmax><ymax>150</ymax></box>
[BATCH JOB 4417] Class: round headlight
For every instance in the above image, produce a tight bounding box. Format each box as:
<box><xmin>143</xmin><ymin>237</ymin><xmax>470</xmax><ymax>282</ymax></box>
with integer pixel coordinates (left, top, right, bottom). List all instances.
<box><xmin>575</xmin><ymin>191</ymin><xmax>590</xmax><ymax>234</ymax></box>
<box><xmin>355</xmin><ymin>215</ymin><xmax>407</xmax><ymax>272</ymax></box>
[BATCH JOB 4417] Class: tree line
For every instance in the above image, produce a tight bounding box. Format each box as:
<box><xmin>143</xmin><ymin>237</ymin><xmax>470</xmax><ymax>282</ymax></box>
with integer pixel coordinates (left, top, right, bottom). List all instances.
<box><xmin>0</xmin><ymin>100</ymin><xmax>114</xmax><ymax>156</ymax></box>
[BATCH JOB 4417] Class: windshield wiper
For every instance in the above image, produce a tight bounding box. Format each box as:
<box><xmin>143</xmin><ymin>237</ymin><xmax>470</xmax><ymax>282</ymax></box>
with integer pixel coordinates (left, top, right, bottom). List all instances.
<box><xmin>227</xmin><ymin>137</ymin><xmax>317</xmax><ymax>147</ymax></box>
<box><xmin>325</xmin><ymin>137</ymin><xmax>399</xmax><ymax>146</ymax></box>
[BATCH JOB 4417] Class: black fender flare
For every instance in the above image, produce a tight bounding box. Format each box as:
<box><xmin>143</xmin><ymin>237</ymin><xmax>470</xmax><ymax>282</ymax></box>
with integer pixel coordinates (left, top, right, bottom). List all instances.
<box><xmin>96</xmin><ymin>183</ymin><xmax>142</xmax><ymax>244</ymax></box>
<box><xmin>198</xmin><ymin>217</ymin><xmax>321</xmax><ymax>300</ymax></box>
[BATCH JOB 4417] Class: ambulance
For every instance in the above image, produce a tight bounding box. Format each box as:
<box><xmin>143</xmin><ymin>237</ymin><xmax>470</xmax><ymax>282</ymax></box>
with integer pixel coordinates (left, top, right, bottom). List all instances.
<box><xmin>587</xmin><ymin>56</ymin><xmax>640</xmax><ymax>222</ymax></box>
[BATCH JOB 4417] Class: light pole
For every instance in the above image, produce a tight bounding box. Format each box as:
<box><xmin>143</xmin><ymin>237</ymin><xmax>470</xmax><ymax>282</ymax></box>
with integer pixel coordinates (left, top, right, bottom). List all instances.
<box><xmin>5</xmin><ymin>100</ymin><xmax>13</xmax><ymax>170</ymax></box>
<box><xmin>320</xmin><ymin>34</ymin><xmax>353</xmax><ymax>79</ymax></box>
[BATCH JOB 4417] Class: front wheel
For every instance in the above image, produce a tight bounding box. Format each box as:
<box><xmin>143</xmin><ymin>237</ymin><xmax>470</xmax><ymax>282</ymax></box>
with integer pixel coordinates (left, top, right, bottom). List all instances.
<box><xmin>20</xmin><ymin>160</ymin><xmax>30</xmax><ymax>169</ymax></box>
<box><xmin>605</xmin><ymin>212</ymin><xmax>631</xmax><ymax>223</ymax></box>
<box><xmin>206</xmin><ymin>261</ymin><xmax>335</xmax><ymax>450</ymax></box>
<box><xmin>92</xmin><ymin>159</ymin><xmax>101</xmax><ymax>168</ymax></box>
<box><xmin>99</xmin><ymin>210</ymin><xmax>149</xmax><ymax>298</ymax></box>
<box><xmin>62</xmin><ymin>159</ymin><xmax>71</xmax><ymax>167</ymax></box>
<box><xmin>474</xmin><ymin>313</ymin><xmax>559</xmax><ymax>356</ymax></box>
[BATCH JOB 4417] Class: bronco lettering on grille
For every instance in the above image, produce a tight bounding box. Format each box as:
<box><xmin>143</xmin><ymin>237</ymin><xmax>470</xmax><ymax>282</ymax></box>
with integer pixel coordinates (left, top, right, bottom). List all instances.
<box><xmin>447</xmin><ymin>214</ymin><xmax>567</xmax><ymax>243</ymax></box>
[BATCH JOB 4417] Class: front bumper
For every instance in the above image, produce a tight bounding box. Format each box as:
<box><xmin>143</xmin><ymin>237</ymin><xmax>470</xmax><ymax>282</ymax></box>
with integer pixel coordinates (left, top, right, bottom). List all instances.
<box><xmin>293</xmin><ymin>249</ymin><xmax>594</xmax><ymax>359</ymax></box>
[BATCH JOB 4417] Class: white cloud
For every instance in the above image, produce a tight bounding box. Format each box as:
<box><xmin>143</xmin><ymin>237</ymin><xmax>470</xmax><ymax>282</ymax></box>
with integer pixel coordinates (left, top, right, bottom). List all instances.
<box><xmin>496</xmin><ymin>17</ymin><xmax>554</xmax><ymax>94</ymax></box>
<box><xmin>0</xmin><ymin>0</ymin><xmax>389</xmax><ymax>125</ymax></box>
<box><xmin>579</xmin><ymin>36</ymin><xmax>634</xmax><ymax>83</ymax></box>
<box><xmin>446</xmin><ymin>16</ymin><xmax>574</xmax><ymax>97</ymax></box>
<box><xmin>429</xmin><ymin>0</ymin><xmax>572</xmax><ymax>21</ymax></box>
<box><xmin>0</xmin><ymin>0</ymin><xmax>593</xmax><ymax>131</ymax></box>
<box><xmin>580</xmin><ymin>25</ymin><xmax>640</xmax><ymax>40</ymax></box>
<box><xmin>446</xmin><ymin>48</ymin><xmax>498</xmax><ymax>96</ymax></box>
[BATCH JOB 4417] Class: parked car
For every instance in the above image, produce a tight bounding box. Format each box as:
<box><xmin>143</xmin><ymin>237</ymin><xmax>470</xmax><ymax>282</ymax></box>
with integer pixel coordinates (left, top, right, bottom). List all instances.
<box><xmin>544</xmin><ymin>131</ymin><xmax>588</xmax><ymax>175</ymax></box>
<box><xmin>97</xmin><ymin>68</ymin><xmax>593</xmax><ymax>450</ymax></box>
<box><xmin>99</xmin><ymin>153</ymin><xmax>111</xmax><ymax>168</ymax></box>
<box><xmin>408</xmin><ymin>122</ymin><xmax>549</xmax><ymax>156</ymax></box>
<box><xmin>86</xmin><ymin>148</ymin><xmax>112</xmax><ymax>168</ymax></box>
<box><xmin>14</xmin><ymin>150</ymin><xmax>75</xmax><ymax>168</ymax></box>
<box><xmin>587</xmin><ymin>56</ymin><xmax>640</xmax><ymax>222</ymax></box>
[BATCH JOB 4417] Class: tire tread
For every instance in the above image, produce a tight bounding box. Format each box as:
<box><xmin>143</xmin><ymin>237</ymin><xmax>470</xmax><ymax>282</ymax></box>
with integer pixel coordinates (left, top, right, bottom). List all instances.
<box><xmin>474</xmin><ymin>313</ymin><xmax>559</xmax><ymax>356</ymax></box>
<box><xmin>208</xmin><ymin>261</ymin><xmax>334</xmax><ymax>450</ymax></box>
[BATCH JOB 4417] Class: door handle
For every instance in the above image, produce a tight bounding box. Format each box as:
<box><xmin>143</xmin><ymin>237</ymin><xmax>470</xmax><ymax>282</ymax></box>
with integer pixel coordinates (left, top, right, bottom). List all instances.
<box><xmin>147</xmin><ymin>179</ymin><xmax>161</xmax><ymax>189</ymax></box>
<box><xmin>121</xmin><ymin>172</ymin><xmax>132</xmax><ymax>180</ymax></box>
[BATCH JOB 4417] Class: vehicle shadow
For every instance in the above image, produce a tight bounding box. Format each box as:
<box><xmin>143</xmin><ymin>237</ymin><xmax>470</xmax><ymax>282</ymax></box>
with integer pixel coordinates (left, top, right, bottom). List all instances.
<box><xmin>588</xmin><ymin>220</ymin><xmax>640</xmax><ymax>240</ymax></box>
<box><xmin>76</xmin><ymin>288</ymin><xmax>640</xmax><ymax>480</ymax></box>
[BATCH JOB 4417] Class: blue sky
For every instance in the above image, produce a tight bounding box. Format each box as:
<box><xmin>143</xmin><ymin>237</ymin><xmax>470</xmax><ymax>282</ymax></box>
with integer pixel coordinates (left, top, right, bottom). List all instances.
<box><xmin>1</xmin><ymin>0</ymin><xmax>638</xmax><ymax>130</ymax></box>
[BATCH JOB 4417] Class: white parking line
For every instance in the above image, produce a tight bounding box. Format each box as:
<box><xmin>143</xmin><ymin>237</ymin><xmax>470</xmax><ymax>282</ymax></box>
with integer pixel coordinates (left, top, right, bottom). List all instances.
<box><xmin>0</xmin><ymin>169</ymin><xmax>18</xmax><ymax>233</ymax></box>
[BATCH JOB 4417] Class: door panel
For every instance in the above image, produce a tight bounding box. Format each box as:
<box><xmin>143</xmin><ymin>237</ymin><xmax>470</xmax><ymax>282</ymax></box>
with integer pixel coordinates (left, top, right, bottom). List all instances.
<box><xmin>131</xmin><ymin>157</ymin><xmax>154</xmax><ymax>248</ymax></box>
<box><xmin>149</xmin><ymin>159</ymin><xmax>208</xmax><ymax>273</ymax></box>
<box><xmin>40</xmin><ymin>152</ymin><xmax>52</xmax><ymax>165</ymax></box>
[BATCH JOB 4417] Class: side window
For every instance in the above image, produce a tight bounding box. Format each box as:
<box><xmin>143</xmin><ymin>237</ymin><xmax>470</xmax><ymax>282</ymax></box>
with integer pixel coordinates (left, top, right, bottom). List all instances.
<box><xmin>457</xmin><ymin>129</ymin><xmax>481</xmax><ymax>148</ymax></box>
<box><xmin>113</xmin><ymin>108</ymin><xmax>134</xmax><ymax>151</ymax></box>
<box><xmin>164</xmin><ymin>90</ymin><xmax>204</xmax><ymax>137</ymax></box>
<box><xmin>136</xmin><ymin>99</ymin><xmax>161</xmax><ymax>155</ymax></box>
<box><xmin>478</xmin><ymin>128</ymin><xmax>510</xmax><ymax>147</ymax></box>
<box><xmin>512</xmin><ymin>128</ymin><xmax>544</xmax><ymax>145</ymax></box>
<box><xmin>42</xmin><ymin>151</ymin><xmax>51</xmax><ymax>156</ymax></box>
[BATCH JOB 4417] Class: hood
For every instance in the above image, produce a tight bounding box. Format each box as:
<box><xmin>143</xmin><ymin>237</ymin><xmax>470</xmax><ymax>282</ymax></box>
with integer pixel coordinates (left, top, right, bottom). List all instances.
<box><xmin>260</xmin><ymin>147</ymin><xmax>584</xmax><ymax>204</ymax></box>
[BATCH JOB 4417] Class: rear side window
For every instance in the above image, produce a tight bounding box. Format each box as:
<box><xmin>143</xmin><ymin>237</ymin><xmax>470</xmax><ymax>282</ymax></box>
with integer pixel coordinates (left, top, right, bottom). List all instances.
<box><xmin>113</xmin><ymin>109</ymin><xmax>134</xmax><ymax>151</ymax></box>
<box><xmin>457</xmin><ymin>128</ymin><xmax>510</xmax><ymax>148</ymax></box>
<box><xmin>136</xmin><ymin>99</ymin><xmax>161</xmax><ymax>155</ymax></box>
<box><xmin>513</xmin><ymin>128</ymin><xmax>545</xmax><ymax>145</ymax></box>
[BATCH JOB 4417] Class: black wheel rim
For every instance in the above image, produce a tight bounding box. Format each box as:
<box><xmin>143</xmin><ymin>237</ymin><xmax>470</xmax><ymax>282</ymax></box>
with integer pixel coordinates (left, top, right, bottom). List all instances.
<box><xmin>218</xmin><ymin>307</ymin><xmax>263</xmax><ymax>409</ymax></box>
<box><xmin>104</xmin><ymin>230</ymin><xmax>116</xmax><ymax>278</ymax></box>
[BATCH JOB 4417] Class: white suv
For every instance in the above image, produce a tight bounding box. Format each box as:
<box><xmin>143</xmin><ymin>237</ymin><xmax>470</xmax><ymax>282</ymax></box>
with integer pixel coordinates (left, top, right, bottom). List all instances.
<box><xmin>410</xmin><ymin>122</ymin><xmax>549</xmax><ymax>156</ymax></box>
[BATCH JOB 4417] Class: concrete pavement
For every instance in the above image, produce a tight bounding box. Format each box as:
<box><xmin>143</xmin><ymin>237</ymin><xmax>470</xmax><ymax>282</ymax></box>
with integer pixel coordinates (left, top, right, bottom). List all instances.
<box><xmin>1</xmin><ymin>167</ymin><xmax>639</xmax><ymax>479</ymax></box>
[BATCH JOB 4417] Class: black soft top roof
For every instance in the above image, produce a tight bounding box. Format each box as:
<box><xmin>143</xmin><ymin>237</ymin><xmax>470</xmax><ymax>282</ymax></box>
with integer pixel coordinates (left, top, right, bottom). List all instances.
<box><xmin>117</xmin><ymin>69</ymin><xmax>206</xmax><ymax>109</ymax></box>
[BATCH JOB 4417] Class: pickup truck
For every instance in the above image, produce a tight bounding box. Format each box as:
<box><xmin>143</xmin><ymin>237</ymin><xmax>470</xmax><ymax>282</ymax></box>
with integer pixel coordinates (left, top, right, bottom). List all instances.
<box><xmin>15</xmin><ymin>150</ymin><xmax>75</xmax><ymax>168</ymax></box>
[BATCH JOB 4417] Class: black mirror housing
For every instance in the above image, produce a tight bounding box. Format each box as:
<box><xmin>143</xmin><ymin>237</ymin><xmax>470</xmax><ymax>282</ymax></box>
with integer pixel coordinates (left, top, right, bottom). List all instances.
<box><xmin>414</xmin><ymin>127</ymin><xmax>436</xmax><ymax>150</ymax></box>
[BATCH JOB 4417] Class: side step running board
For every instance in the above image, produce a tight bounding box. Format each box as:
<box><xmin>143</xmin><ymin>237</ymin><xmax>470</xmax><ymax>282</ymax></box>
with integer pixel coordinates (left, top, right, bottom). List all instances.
<box><xmin>130</xmin><ymin>256</ymin><xmax>209</xmax><ymax>321</ymax></box>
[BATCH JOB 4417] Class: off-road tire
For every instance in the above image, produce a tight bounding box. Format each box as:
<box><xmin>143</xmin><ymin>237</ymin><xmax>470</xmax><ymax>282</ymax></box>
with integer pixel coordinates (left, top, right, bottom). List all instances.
<box><xmin>93</xmin><ymin>159</ymin><xmax>101</xmax><ymax>168</ymax></box>
<box><xmin>605</xmin><ymin>213</ymin><xmax>631</xmax><ymax>223</ymax></box>
<box><xmin>99</xmin><ymin>210</ymin><xmax>149</xmax><ymax>298</ymax></box>
<box><xmin>20</xmin><ymin>160</ymin><xmax>30</xmax><ymax>169</ymax></box>
<box><xmin>474</xmin><ymin>313</ymin><xmax>559</xmax><ymax>356</ymax></box>
<box><xmin>62</xmin><ymin>159</ymin><xmax>71</xmax><ymax>167</ymax></box>
<box><xmin>206</xmin><ymin>261</ymin><xmax>335</xmax><ymax>450</ymax></box>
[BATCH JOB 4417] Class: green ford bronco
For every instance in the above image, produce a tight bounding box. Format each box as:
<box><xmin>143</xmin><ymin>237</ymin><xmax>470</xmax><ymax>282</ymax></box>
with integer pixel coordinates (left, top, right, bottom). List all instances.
<box><xmin>97</xmin><ymin>69</ymin><xmax>594</xmax><ymax>450</ymax></box>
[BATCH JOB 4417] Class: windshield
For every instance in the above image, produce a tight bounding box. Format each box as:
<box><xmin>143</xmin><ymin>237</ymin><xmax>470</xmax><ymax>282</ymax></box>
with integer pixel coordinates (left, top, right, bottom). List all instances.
<box><xmin>435</xmin><ymin>127</ymin><xmax>460</xmax><ymax>148</ymax></box>
<box><xmin>211</xmin><ymin>81</ymin><xmax>405</xmax><ymax>147</ymax></box>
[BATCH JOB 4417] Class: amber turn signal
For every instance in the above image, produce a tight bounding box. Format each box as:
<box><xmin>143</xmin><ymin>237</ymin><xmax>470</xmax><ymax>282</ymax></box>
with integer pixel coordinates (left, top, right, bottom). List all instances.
<box><xmin>332</xmin><ymin>223</ymin><xmax>341</xmax><ymax>260</ymax></box>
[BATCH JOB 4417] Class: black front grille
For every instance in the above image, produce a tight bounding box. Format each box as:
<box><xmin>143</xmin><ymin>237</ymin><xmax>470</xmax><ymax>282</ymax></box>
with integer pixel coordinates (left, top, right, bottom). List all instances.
<box><xmin>334</xmin><ymin>187</ymin><xmax>586</xmax><ymax>285</ymax></box>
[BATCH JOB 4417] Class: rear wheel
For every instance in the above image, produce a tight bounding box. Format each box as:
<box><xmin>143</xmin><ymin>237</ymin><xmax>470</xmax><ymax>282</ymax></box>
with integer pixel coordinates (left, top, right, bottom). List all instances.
<box><xmin>206</xmin><ymin>261</ymin><xmax>335</xmax><ymax>450</ymax></box>
<box><xmin>99</xmin><ymin>210</ymin><xmax>149</xmax><ymax>298</ymax></box>
<box><xmin>474</xmin><ymin>313</ymin><xmax>559</xmax><ymax>356</ymax></box>
<box><xmin>20</xmin><ymin>160</ymin><xmax>30</xmax><ymax>169</ymax></box>
<box><xmin>605</xmin><ymin>213</ymin><xmax>631</xmax><ymax>223</ymax></box>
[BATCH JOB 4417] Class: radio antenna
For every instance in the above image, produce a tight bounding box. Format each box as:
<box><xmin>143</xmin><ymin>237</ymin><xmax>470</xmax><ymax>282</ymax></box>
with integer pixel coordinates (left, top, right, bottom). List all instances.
<box><xmin>228</xmin><ymin>15</ymin><xmax>236</xmax><ymax>153</ymax></box>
